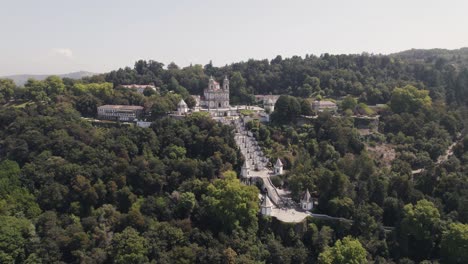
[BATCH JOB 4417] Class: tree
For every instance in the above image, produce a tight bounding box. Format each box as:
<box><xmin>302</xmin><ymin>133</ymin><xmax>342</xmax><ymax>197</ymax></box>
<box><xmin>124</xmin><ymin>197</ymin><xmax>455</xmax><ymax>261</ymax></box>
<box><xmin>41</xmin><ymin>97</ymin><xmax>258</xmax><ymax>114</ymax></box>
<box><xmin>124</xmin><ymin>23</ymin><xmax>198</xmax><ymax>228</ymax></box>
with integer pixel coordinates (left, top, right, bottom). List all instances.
<box><xmin>0</xmin><ymin>79</ymin><xmax>15</xmax><ymax>102</ymax></box>
<box><xmin>399</xmin><ymin>199</ymin><xmax>441</xmax><ymax>261</ymax></box>
<box><xmin>143</xmin><ymin>87</ymin><xmax>157</xmax><ymax>97</ymax></box>
<box><xmin>176</xmin><ymin>192</ymin><xmax>196</xmax><ymax>218</ymax></box>
<box><xmin>0</xmin><ymin>216</ymin><xmax>34</xmax><ymax>263</ymax></box>
<box><xmin>318</xmin><ymin>236</ymin><xmax>367</xmax><ymax>264</ymax></box>
<box><xmin>441</xmin><ymin>223</ymin><xmax>468</xmax><ymax>264</ymax></box>
<box><xmin>75</xmin><ymin>94</ymin><xmax>100</xmax><ymax>117</ymax></box>
<box><xmin>229</xmin><ymin>72</ymin><xmax>250</xmax><ymax>104</ymax></box>
<box><xmin>109</xmin><ymin>227</ymin><xmax>149</xmax><ymax>264</ymax></box>
<box><xmin>328</xmin><ymin>197</ymin><xmax>354</xmax><ymax>218</ymax></box>
<box><xmin>271</xmin><ymin>95</ymin><xmax>301</xmax><ymax>124</ymax></box>
<box><xmin>304</xmin><ymin>75</ymin><xmax>321</xmax><ymax>93</ymax></box>
<box><xmin>300</xmin><ymin>99</ymin><xmax>313</xmax><ymax>116</ymax></box>
<box><xmin>341</xmin><ymin>96</ymin><xmax>357</xmax><ymax>112</ymax></box>
<box><xmin>184</xmin><ymin>95</ymin><xmax>196</xmax><ymax>108</ymax></box>
<box><xmin>0</xmin><ymin>159</ymin><xmax>21</xmax><ymax>193</ymax></box>
<box><xmin>44</xmin><ymin>76</ymin><xmax>65</xmax><ymax>96</ymax></box>
<box><xmin>389</xmin><ymin>85</ymin><xmax>432</xmax><ymax>113</ymax></box>
<box><xmin>200</xmin><ymin>171</ymin><xmax>259</xmax><ymax>233</ymax></box>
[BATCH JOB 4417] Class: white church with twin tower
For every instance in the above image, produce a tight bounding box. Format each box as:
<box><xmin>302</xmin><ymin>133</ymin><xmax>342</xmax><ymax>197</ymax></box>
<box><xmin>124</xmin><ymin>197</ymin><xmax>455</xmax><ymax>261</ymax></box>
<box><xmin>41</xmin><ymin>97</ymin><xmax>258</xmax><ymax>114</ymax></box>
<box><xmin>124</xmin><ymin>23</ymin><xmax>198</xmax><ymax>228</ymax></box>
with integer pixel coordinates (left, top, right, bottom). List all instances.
<box><xmin>201</xmin><ymin>76</ymin><xmax>230</xmax><ymax>109</ymax></box>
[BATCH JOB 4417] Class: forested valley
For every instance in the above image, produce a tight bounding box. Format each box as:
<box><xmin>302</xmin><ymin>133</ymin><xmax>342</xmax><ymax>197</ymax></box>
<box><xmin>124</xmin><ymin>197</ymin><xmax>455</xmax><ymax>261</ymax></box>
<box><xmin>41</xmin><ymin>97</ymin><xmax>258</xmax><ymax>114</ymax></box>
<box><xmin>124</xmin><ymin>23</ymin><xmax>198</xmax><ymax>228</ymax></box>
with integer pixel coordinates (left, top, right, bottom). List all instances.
<box><xmin>0</xmin><ymin>48</ymin><xmax>467</xmax><ymax>263</ymax></box>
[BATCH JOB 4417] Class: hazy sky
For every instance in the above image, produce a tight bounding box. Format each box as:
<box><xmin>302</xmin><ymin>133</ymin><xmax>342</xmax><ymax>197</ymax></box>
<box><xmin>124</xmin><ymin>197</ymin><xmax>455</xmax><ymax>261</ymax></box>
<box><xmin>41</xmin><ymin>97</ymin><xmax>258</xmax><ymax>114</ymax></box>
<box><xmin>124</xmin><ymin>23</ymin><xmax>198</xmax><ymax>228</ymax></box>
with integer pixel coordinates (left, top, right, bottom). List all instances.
<box><xmin>0</xmin><ymin>0</ymin><xmax>467</xmax><ymax>76</ymax></box>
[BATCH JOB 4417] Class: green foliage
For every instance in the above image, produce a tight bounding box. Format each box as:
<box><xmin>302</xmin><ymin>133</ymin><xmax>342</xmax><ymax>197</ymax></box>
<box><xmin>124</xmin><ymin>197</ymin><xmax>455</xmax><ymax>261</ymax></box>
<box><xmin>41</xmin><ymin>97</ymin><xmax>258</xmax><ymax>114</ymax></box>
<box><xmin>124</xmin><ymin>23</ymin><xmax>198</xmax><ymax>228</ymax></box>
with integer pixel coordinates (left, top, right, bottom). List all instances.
<box><xmin>441</xmin><ymin>223</ymin><xmax>468</xmax><ymax>264</ymax></box>
<box><xmin>0</xmin><ymin>79</ymin><xmax>16</xmax><ymax>102</ymax></box>
<box><xmin>341</xmin><ymin>95</ymin><xmax>357</xmax><ymax>112</ymax></box>
<box><xmin>399</xmin><ymin>199</ymin><xmax>441</xmax><ymax>260</ymax></box>
<box><xmin>0</xmin><ymin>51</ymin><xmax>467</xmax><ymax>263</ymax></box>
<box><xmin>389</xmin><ymin>85</ymin><xmax>432</xmax><ymax>113</ymax></box>
<box><xmin>271</xmin><ymin>95</ymin><xmax>301</xmax><ymax>124</ymax></box>
<box><xmin>318</xmin><ymin>236</ymin><xmax>367</xmax><ymax>264</ymax></box>
<box><xmin>0</xmin><ymin>216</ymin><xmax>34</xmax><ymax>263</ymax></box>
<box><xmin>72</xmin><ymin>82</ymin><xmax>114</xmax><ymax>98</ymax></box>
<box><xmin>0</xmin><ymin>160</ymin><xmax>21</xmax><ymax>193</ymax></box>
<box><xmin>200</xmin><ymin>171</ymin><xmax>259</xmax><ymax>233</ymax></box>
<box><xmin>109</xmin><ymin>227</ymin><xmax>149</xmax><ymax>264</ymax></box>
<box><xmin>355</xmin><ymin>103</ymin><xmax>374</xmax><ymax>115</ymax></box>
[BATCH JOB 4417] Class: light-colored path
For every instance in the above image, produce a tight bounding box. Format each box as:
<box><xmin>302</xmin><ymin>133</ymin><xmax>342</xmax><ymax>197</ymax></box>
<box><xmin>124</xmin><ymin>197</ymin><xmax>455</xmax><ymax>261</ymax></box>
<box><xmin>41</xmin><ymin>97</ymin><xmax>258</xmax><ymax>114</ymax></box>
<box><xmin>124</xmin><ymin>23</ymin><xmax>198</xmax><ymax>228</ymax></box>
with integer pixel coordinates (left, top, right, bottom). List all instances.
<box><xmin>228</xmin><ymin>117</ymin><xmax>397</xmax><ymax>229</ymax></box>
<box><xmin>412</xmin><ymin>131</ymin><xmax>464</xmax><ymax>175</ymax></box>
<box><xmin>232</xmin><ymin>118</ymin><xmax>310</xmax><ymax>222</ymax></box>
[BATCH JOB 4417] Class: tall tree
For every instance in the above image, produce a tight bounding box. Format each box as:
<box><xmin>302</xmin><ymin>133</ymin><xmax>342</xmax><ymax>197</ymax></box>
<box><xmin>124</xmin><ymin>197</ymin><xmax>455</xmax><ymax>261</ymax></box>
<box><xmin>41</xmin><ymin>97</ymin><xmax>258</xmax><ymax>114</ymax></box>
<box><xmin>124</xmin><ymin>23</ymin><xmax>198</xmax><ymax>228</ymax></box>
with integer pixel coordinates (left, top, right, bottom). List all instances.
<box><xmin>318</xmin><ymin>236</ymin><xmax>367</xmax><ymax>264</ymax></box>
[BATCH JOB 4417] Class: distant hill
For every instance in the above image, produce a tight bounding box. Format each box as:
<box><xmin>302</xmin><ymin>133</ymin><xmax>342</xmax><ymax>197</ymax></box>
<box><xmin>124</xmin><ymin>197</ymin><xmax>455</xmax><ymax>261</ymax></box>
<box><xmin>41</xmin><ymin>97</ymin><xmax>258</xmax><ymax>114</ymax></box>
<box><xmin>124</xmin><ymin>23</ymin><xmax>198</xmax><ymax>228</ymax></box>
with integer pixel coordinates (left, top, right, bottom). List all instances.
<box><xmin>1</xmin><ymin>71</ymin><xmax>98</xmax><ymax>86</ymax></box>
<box><xmin>391</xmin><ymin>47</ymin><xmax>468</xmax><ymax>68</ymax></box>
<box><xmin>391</xmin><ymin>47</ymin><xmax>468</xmax><ymax>59</ymax></box>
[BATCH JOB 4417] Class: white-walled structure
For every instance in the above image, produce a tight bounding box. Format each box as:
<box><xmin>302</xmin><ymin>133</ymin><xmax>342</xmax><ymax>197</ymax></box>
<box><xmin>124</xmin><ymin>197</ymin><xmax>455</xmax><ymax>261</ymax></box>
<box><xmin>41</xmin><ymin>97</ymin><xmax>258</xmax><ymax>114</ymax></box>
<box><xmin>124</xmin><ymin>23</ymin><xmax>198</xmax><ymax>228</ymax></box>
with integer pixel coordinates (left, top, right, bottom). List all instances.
<box><xmin>177</xmin><ymin>99</ymin><xmax>188</xmax><ymax>115</ymax></box>
<box><xmin>97</xmin><ymin>105</ymin><xmax>144</xmax><ymax>121</ymax></box>
<box><xmin>241</xmin><ymin>161</ymin><xmax>250</xmax><ymax>178</ymax></box>
<box><xmin>201</xmin><ymin>76</ymin><xmax>230</xmax><ymax>109</ymax></box>
<box><xmin>264</xmin><ymin>98</ymin><xmax>275</xmax><ymax>113</ymax></box>
<box><xmin>312</xmin><ymin>100</ymin><xmax>337</xmax><ymax>112</ymax></box>
<box><xmin>274</xmin><ymin>158</ymin><xmax>283</xmax><ymax>175</ymax></box>
<box><xmin>300</xmin><ymin>189</ymin><xmax>313</xmax><ymax>211</ymax></box>
<box><xmin>261</xmin><ymin>195</ymin><xmax>273</xmax><ymax>216</ymax></box>
<box><xmin>121</xmin><ymin>84</ymin><xmax>157</xmax><ymax>94</ymax></box>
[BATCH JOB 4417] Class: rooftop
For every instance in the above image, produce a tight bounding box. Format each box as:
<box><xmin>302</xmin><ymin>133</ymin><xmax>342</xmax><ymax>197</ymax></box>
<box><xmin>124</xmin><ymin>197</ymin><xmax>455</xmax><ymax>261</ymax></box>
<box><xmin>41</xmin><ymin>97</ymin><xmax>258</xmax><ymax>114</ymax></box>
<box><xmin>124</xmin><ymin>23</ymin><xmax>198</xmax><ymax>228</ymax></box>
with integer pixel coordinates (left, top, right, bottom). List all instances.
<box><xmin>122</xmin><ymin>84</ymin><xmax>155</xmax><ymax>89</ymax></box>
<box><xmin>275</xmin><ymin>158</ymin><xmax>283</xmax><ymax>167</ymax></box>
<box><xmin>178</xmin><ymin>99</ymin><xmax>187</xmax><ymax>107</ymax></box>
<box><xmin>98</xmin><ymin>105</ymin><xmax>144</xmax><ymax>110</ymax></box>
<box><xmin>301</xmin><ymin>189</ymin><xmax>311</xmax><ymax>202</ymax></box>
<box><xmin>313</xmin><ymin>100</ymin><xmax>336</xmax><ymax>107</ymax></box>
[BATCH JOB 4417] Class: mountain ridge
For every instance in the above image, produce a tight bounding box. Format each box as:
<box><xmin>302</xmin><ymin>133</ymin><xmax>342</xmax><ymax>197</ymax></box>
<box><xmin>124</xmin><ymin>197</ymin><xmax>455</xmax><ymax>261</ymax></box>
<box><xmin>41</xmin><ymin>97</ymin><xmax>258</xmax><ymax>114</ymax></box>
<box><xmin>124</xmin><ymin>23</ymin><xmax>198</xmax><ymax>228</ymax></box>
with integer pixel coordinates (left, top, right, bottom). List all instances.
<box><xmin>1</xmin><ymin>71</ymin><xmax>98</xmax><ymax>86</ymax></box>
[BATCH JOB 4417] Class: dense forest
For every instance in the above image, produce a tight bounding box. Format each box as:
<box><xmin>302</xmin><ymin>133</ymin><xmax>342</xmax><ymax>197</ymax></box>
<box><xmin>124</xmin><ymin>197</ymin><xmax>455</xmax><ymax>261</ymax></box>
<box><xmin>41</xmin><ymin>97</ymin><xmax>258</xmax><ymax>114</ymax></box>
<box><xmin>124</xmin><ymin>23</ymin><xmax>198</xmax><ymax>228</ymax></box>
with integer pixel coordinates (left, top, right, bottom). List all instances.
<box><xmin>0</xmin><ymin>48</ymin><xmax>467</xmax><ymax>263</ymax></box>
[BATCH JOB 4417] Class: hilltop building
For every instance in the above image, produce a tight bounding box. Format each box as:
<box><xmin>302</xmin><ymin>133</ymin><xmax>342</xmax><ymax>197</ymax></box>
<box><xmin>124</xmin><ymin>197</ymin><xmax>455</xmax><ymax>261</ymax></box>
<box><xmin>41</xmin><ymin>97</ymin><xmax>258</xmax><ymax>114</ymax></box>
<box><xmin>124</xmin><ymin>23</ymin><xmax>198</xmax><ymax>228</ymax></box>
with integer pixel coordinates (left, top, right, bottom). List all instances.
<box><xmin>261</xmin><ymin>195</ymin><xmax>273</xmax><ymax>216</ymax></box>
<box><xmin>274</xmin><ymin>158</ymin><xmax>283</xmax><ymax>175</ymax></box>
<box><xmin>264</xmin><ymin>98</ymin><xmax>275</xmax><ymax>113</ymax></box>
<box><xmin>97</xmin><ymin>105</ymin><xmax>144</xmax><ymax>121</ymax></box>
<box><xmin>312</xmin><ymin>100</ymin><xmax>337</xmax><ymax>112</ymax></box>
<box><xmin>300</xmin><ymin>189</ymin><xmax>313</xmax><ymax>210</ymax></box>
<box><xmin>121</xmin><ymin>84</ymin><xmax>157</xmax><ymax>94</ymax></box>
<box><xmin>241</xmin><ymin>161</ymin><xmax>250</xmax><ymax>178</ymax></box>
<box><xmin>201</xmin><ymin>76</ymin><xmax>230</xmax><ymax>109</ymax></box>
<box><xmin>254</xmin><ymin>95</ymin><xmax>280</xmax><ymax>104</ymax></box>
<box><xmin>177</xmin><ymin>99</ymin><xmax>188</xmax><ymax>115</ymax></box>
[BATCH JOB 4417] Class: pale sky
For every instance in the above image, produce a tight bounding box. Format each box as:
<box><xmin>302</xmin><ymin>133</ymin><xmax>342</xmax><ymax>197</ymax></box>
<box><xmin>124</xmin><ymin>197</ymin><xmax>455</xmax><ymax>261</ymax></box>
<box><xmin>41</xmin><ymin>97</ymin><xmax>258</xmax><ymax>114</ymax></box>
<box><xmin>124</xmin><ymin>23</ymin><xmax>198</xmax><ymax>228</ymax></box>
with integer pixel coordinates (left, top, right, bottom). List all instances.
<box><xmin>0</xmin><ymin>0</ymin><xmax>467</xmax><ymax>76</ymax></box>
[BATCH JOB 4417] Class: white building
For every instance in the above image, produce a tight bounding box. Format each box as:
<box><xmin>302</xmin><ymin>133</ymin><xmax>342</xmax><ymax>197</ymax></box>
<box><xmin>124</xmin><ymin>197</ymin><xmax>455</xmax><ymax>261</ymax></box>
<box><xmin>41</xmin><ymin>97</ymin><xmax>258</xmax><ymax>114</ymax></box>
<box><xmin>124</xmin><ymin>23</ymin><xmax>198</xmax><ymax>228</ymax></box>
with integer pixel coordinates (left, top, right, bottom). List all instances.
<box><xmin>300</xmin><ymin>189</ymin><xmax>313</xmax><ymax>211</ymax></box>
<box><xmin>312</xmin><ymin>100</ymin><xmax>337</xmax><ymax>112</ymax></box>
<box><xmin>121</xmin><ymin>84</ymin><xmax>157</xmax><ymax>94</ymax></box>
<box><xmin>241</xmin><ymin>161</ymin><xmax>250</xmax><ymax>178</ymax></box>
<box><xmin>261</xmin><ymin>195</ymin><xmax>273</xmax><ymax>216</ymax></box>
<box><xmin>254</xmin><ymin>95</ymin><xmax>280</xmax><ymax>104</ymax></box>
<box><xmin>136</xmin><ymin>121</ymin><xmax>152</xmax><ymax>128</ymax></box>
<box><xmin>177</xmin><ymin>99</ymin><xmax>189</xmax><ymax>115</ymax></box>
<box><xmin>201</xmin><ymin>76</ymin><xmax>230</xmax><ymax>109</ymax></box>
<box><xmin>97</xmin><ymin>105</ymin><xmax>144</xmax><ymax>121</ymax></box>
<box><xmin>264</xmin><ymin>98</ymin><xmax>275</xmax><ymax>113</ymax></box>
<box><xmin>274</xmin><ymin>158</ymin><xmax>283</xmax><ymax>175</ymax></box>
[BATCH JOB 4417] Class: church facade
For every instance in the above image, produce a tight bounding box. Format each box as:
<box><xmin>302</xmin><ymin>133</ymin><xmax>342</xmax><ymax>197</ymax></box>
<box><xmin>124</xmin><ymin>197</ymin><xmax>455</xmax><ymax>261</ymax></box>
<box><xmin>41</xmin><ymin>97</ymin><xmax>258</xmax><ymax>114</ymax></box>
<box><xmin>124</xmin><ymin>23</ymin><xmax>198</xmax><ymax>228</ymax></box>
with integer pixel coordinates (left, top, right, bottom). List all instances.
<box><xmin>201</xmin><ymin>76</ymin><xmax>230</xmax><ymax>109</ymax></box>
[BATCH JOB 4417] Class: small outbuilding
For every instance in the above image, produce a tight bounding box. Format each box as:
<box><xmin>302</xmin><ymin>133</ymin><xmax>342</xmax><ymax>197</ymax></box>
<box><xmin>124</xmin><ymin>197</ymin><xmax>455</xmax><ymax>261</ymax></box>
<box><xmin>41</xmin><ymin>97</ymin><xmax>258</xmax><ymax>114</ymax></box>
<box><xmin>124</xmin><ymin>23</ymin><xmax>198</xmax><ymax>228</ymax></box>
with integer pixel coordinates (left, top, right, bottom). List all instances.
<box><xmin>261</xmin><ymin>195</ymin><xmax>273</xmax><ymax>216</ymax></box>
<box><xmin>177</xmin><ymin>99</ymin><xmax>188</xmax><ymax>115</ymax></box>
<box><xmin>274</xmin><ymin>158</ymin><xmax>283</xmax><ymax>175</ymax></box>
<box><xmin>300</xmin><ymin>189</ymin><xmax>313</xmax><ymax>211</ymax></box>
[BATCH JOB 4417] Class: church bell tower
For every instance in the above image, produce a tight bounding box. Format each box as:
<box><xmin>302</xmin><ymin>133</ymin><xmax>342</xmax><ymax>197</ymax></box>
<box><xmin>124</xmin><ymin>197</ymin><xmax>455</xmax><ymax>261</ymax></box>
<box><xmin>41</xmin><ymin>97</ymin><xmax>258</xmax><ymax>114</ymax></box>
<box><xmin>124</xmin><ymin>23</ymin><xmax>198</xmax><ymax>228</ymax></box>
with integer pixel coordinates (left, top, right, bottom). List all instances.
<box><xmin>223</xmin><ymin>75</ymin><xmax>229</xmax><ymax>91</ymax></box>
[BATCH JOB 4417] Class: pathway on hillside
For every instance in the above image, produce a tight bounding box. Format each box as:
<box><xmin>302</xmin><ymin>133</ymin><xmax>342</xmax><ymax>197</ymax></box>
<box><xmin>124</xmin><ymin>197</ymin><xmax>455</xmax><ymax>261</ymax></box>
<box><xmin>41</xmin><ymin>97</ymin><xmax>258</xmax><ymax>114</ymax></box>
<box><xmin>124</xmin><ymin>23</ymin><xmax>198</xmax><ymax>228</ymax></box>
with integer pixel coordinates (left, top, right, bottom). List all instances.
<box><xmin>227</xmin><ymin>116</ymin><xmax>396</xmax><ymax>229</ymax></box>
<box><xmin>412</xmin><ymin>131</ymin><xmax>464</xmax><ymax>175</ymax></box>
<box><xmin>232</xmin><ymin>118</ymin><xmax>311</xmax><ymax>222</ymax></box>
